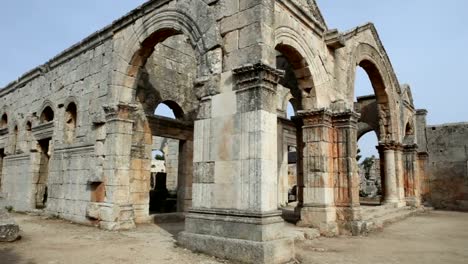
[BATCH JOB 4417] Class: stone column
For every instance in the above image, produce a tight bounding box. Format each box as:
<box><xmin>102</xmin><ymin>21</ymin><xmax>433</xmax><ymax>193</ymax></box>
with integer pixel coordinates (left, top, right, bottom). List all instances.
<box><xmin>177</xmin><ymin>140</ymin><xmax>193</xmax><ymax>212</ymax></box>
<box><xmin>394</xmin><ymin>143</ymin><xmax>406</xmax><ymax>207</ymax></box>
<box><xmin>296</xmin><ymin>108</ymin><xmax>338</xmax><ymax>235</ymax></box>
<box><xmin>379</xmin><ymin>143</ymin><xmax>400</xmax><ymax>205</ymax></box>
<box><xmin>333</xmin><ymin>111</ymin><xmax>362</xmax><ymax>234</ymax></box>
<box><xmin>404</xmin><ymin>144</ymin><xmax>421</xmax><ymax>207</ymax></box>
<box><xmin>179</xmin><ymin>63</ymin><xmax>294</xmax><ymax>264</ymax></box>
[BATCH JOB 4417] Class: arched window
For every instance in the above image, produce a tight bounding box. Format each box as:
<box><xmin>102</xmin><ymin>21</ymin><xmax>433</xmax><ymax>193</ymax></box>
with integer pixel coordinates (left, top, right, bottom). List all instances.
<box><xmin>40</xmin><ymin>106</ymin><xmax>54</xmax><ymax>123</ymax></box>
<box><xmin>64</xmin><ymin>103</ymin><xmax>77</xmax><ymax>144</ymax></box>
<box><xmin>154</xmin><ymin>101</ymin><xmax>184</xmax><ymax>120</ymax></box>
<box><xmin>286</xmin><ymin>100</ymin><xmax>297</xmax><ymax>120</ymax></box>
<box><xmin>1</xmin><ymin>114</ymin><xmax>8</xmax><ymax>129</ymax></box>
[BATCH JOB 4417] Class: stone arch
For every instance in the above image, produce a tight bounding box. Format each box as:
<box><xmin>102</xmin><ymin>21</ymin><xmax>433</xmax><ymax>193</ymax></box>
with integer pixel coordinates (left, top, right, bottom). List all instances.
<box><xmin>110</xmin><ymin>7</ymin><xmax>222</xmax><ymax>104</ymax></box>
<box><xmin>154</xmin><ymin>100</ymin><xmax>185</xmax><ymax>120</ymax></box>
<box><xmin>275</xmin><ymin>26</ymin><xmax>318</xmax><ymax>109</ymax></box>
<box><xmin>39</xmin><ymin>101</ymin><xmax>55</xmax><ymax>124</ymax></box>
<box><xmin>1</xmin><ymin>112</ymin><xmax>8</xmax><ymax>129</ymax></box>
<box><xmin>64</xmin><ymin>100</ymin><xmax>78</xmax><ymax>144</ymax></box>
<box><xmin>347</xmin><ymin>43</ymin><xmax>400</xmax><ymax>142</ymax></box>
<box><xmin>357</xmin><ymin>122</ymin><xmax>375</xmax><ymax>141</ymax></box>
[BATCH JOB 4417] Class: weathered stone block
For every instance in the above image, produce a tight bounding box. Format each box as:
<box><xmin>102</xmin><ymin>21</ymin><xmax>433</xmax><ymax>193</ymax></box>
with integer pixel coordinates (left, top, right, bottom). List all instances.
<box><xmin>0</xmin><ymin>209</ymin><xmax>20</xmax><ymax>242</ymax></box>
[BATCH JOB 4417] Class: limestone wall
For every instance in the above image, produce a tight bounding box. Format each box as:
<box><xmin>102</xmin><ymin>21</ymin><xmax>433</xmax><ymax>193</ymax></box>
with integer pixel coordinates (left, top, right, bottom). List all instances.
<box><xmin>426</xmin><ymin>123</ymin><xmax>468</xmax><ymax>211</ymax></box>
<box><xmin>0</xmin><ymin>35</ymin><xmax>112</xmax><ymax>222</ymax></box>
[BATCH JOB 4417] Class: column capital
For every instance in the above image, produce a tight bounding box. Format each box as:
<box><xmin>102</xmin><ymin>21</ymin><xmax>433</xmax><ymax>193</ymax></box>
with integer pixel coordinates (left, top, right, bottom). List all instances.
<box><xmin>103</xmin><ymin>103</ymin><xmax>138</xmax><ymax>121</ymax></box>
<box><xmin>403</xmin><ymin>144</ymin><xmax>419</xmax><ymax>152</ymax></box>
<box><xmin>233</xmin><ymin>63</ymin><xmax>284</xmax><ymax>93</ymax></box>
<box><xmin>332</xmin><ymin>110</ymin><xmax>361</xmax><ymax>128</ymax></box>
<box><xmin>378</xmin><ymin>141</ymin><xmax>404</xmax><ymax>151</ymax></box>
<box><xmin>297</xmin><ymin>108</ymin><xmax>333</xmax><ymax>126</ymax></box>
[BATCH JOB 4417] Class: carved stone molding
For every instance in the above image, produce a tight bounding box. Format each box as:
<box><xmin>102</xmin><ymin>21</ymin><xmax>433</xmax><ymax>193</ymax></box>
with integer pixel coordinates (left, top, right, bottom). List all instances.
<box><xmin>103</xmin><ymin>103</ymin><xmax>138</xmax><ymax>121</ymax></box>
<box><xmin>378</xmin><ymin>142</ymin><xmax>404</xmax><ymax>152</ymax></box>
<box><xmin>297</xmin><ymin>108</ymin><xmax>333</xmax><ymax>127</ymax></box>
<box><xmin>233</xmin><ymin>63</ymin><xmax>284</xmax><ymax>93</ymax></box>
<box><xmin>332</xmin><ymin>110</ymin><xmax>360</xmax><ymax>128</ymax></box>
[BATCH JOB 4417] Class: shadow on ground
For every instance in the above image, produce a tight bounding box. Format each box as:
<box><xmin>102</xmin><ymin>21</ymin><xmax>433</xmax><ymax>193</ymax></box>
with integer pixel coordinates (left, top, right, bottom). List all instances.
<box><xmin>0</xmin><ymin>247</ymin><xmax>36</xmax><ymax>264</ymax></box>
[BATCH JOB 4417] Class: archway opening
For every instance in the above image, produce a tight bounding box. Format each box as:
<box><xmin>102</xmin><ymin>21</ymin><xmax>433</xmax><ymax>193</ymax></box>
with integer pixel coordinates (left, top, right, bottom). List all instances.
<box><xmin>130</xmin><ymin>32</ymin><xmax>197</xmax><ymax>222</ymax></box>
<box><xmin>357</xmin><ymin>131</ymin><xmax>382</xmax><ymax>205</ymax></box>
<box><xmin>354</xmin><ymin>65</ymin><xmax>389</xmax><ymax>206</ymax></box>
<box><xmin>40</xmin><ymin>106</ymin><xmax>54</xmax><ymax>123</ymax></box>
<box><xmin>286</xmin><ymin>100</ymin><xmax>297</xmax><ymax>120</ymax></box>
<box><xmin>275</xmin><ymin>44</ymin><xmax>312</xmax><ymax>223</ymax></box>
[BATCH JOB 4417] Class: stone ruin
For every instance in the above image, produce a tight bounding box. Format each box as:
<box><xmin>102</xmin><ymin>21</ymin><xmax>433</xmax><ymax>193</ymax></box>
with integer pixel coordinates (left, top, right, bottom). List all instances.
<box><xmin>358</xmin><ymin>157</ymin><xmax>382</xmax><ymax>199</ymax></box>
<box><xmin>0</xmin><ymin>0</ymin><xmax>467</xmax><ymax>262</ymax></box>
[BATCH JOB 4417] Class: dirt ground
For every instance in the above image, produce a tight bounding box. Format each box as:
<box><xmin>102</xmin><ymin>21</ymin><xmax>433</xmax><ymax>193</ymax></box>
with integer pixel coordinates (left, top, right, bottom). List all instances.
<box><xmin>0</xmin><ymin>213</ymin><xmax>227</xmax><ymax>264</ymax></box>
<box><xmin>296</xmin><ymin>211</ymin><xmax>468</xmax><ymax>264</ymax></box>
<box><xmin>0</xmin><ymin>211</ymin><xmax>467</xmax><ymax>264</ymax></box>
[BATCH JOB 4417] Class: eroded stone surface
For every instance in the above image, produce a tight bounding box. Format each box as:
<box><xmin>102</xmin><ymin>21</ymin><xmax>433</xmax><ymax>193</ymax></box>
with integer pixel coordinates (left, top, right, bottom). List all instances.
<box><xmin>0</xmin><ymin>209</ymin><xmax>20</xmax><ymax>242</ymax></box>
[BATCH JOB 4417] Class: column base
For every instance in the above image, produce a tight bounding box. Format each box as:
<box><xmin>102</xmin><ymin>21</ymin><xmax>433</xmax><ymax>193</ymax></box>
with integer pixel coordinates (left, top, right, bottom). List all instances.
<box><xmin>406</xmin><ymin>197</ymin><xmax>421</xmax><ymax>207</ymax></box>
<box><xmin>178</xmin><ymin>209</ymin><xmax>295</xmax><ymax>264</ymax></box>
<box><xmin>335</xmin><ymin>206</ymin><xmax>362</xmax><ymax>235</ymax></box>
<box><xmin>383</xmin><ymin>197</ymin><xmax>406</xmax><ymax>208</ymax></box>
<box><xmin>296</xmin><ymin>206</ymin><xmax>338</xmax><ymax>236</ymax></box>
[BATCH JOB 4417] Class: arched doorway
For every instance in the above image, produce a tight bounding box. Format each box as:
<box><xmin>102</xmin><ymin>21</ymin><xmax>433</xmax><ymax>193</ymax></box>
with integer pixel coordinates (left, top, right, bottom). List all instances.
<box><xmin>129</xmin><ymin>32</ymin><xmax>197</xmax><ymax>223</ymax></box>
<box><xmin>352</xmin><ymin>55</ymin><xmax>400</xmax><ymax>205</ymax></box>
<box><xmin>275</xmin><ymin>43</ymin><xmax>313</xmax><ymax>222</ymax></box>
<box><xmin>357</xmin><ymin>131</ymin><xmax>382</xmax><ymax>205</ymax></box>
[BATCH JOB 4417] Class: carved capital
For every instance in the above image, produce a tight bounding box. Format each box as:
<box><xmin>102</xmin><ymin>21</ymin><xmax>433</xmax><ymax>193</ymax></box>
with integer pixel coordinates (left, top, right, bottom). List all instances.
<box><xmin>378</xmin><ymin>142</ymin><xmax>403</xmax><ymax>152</ymax></box>
<box><xmin>403</xmin><ymin>144</ymin><xmax>419</xmax><ymax>152</ymax></box>
<box><xmin>233</xmin><ymin>63</ymin><xmax>284</xmax><ymax>93</ymax></box>
<box><xmin>332</xmin><ymin>110</ymin><xmax>361</xmax><ymax>128</ymax></box>
<box><xmin>103</xmin><ymin>103</ymin><xmax>138</xmax><ymax>121</ymax></box>
<box><xmin>297</xmin><ymin>108</ymin><xmax>333</xmax><ymax>127</ymax></box>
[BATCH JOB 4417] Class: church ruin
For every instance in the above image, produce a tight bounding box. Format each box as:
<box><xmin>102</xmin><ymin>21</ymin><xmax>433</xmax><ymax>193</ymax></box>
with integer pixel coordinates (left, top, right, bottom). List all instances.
<box><xmin>1</xmin><ymin>0</ymin><xmax>466</xmax><ymax>263</ymax></box>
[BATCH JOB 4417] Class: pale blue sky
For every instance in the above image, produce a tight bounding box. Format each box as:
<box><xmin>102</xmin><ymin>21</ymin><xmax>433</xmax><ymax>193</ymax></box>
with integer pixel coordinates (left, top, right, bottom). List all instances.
<box><xmin>1</xmin><ymin>1</ymin><xmax>466</xmax><ymax>158</ymax></box>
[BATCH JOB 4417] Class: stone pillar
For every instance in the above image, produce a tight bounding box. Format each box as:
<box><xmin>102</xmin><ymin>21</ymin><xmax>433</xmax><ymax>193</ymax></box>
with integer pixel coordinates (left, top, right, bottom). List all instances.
<box><xmin>403</xmin><ymin>144</ymin><xmax>421</xmax><ymax>207</ymax></box>
<box><xmin>296</xmin><ymin>109</ymin><xmax>338</xmax><ymax>235</ymax></box>
<box><xmin>178</xmin><ymin>63</ymin><xmax>294</xmax><ymax>264</ymax></box>
<box><xmin>395</xmin><ymin>143</ymin><xmax>407</xmax><ymax>207</ymax></box>
<box><xmin>379</xmin><ymin>143</ymin><xmax>400</xmax><ymax>205</ymax></box>
<box><xmin>417</xmin><ymin>152</ymin><xmax>430</xmax><ymax>203</ymax></box>
<box><xmin>96</xmin><ymin>104</ymin><xmax>136</xmax><ymax>230</ymax></box>
<box><xmin>333</xmin><ymin>111</ymin><xmax>362</xmax><ymax>234</ymax></box>
<box><xmin>177</xmin><ymin>140</ymin><xmax>193</xmax><ymax>212</ymax></box>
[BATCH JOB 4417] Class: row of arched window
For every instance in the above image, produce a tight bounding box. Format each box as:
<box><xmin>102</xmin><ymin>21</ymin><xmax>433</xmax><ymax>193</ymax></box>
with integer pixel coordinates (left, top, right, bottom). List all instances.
<box><xmin>0</xmin><ymin>101</ymin><xmax>78</xmax><ymax>152</ymax></box>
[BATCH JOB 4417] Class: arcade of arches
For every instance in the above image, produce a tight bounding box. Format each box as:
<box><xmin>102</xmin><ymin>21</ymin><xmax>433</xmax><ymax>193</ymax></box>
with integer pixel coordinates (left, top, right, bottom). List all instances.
<box><xmin>0</xmin><ymin>1</ymin><xmax>451</xmax><ymax>263</ymax></box>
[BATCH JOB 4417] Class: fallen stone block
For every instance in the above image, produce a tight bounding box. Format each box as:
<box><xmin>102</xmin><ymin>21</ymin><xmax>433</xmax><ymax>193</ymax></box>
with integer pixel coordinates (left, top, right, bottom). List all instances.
<box><xmin>0</xmin><ymin>209</ymin><xmax>20</xmax><ymax>242</ymax></box>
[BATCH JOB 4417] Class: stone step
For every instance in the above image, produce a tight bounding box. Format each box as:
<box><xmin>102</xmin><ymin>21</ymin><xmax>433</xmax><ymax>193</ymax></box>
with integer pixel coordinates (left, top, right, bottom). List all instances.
<box><xmin>361</xmin><ymin>205</ymin><xmax>410</xmax><ymax>221</ymax></box>
<box><xmin>362</xmin><ymin>207</ymin><xmax>426</xmax><ymax>233</ymax></box>
<box><xmin>283</xmin><ymin>223</ymin><xmax>320</xmax><ymax>241</ymax></box>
